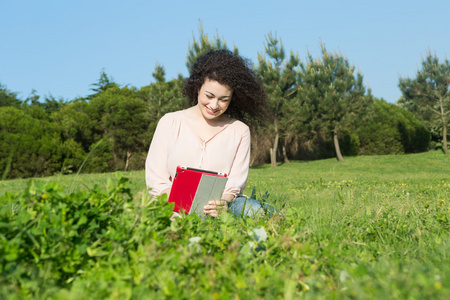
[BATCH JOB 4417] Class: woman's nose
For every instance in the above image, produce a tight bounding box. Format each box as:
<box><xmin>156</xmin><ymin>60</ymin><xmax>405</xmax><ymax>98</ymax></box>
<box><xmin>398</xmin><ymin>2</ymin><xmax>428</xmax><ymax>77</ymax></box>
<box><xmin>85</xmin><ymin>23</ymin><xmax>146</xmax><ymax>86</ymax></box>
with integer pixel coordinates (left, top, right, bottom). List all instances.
<box><xmin>210</xmin><ymin>99</ymin><xmax>219</xmax><ymax>109</ymax></box>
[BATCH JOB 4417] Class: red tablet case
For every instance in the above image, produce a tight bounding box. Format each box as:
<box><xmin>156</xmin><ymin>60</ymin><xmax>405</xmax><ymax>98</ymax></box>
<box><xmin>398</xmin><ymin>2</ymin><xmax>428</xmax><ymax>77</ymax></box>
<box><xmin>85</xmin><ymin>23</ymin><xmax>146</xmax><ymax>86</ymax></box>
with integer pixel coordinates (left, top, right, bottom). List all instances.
<box><xmin>168</xmin><ymin>166</ymin><xmax>227</xmax><ymax>213</ymax></box>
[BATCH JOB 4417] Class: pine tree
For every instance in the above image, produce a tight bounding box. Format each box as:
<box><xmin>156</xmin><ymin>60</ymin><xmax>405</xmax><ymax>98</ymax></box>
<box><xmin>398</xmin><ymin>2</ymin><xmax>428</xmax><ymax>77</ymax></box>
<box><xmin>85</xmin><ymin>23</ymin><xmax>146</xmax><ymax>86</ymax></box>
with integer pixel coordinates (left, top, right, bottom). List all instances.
<box><xmin>140</xmin><ymin>66</ymin><xmax>187</xmax><ymax>125</ymax></box>
<box><xmin>186</xmin><ymin>21</ymin><xmax>238</xmax><ymax>73</ymax></box>
<box><xmin>398</xmin><ymin>52</ymin><xmax>450</xmax><ymax>154</ymax></box>
<box><xmin>256</xmin><ymin>32</ymin><xmax>300</xmax><ymax>167</ymax></box>
<box><xmin>88</xmin><ymin>70</ymin><xmax>119</xmax><ymax>99</ymax></box>
<box><xmin>152</xmin><ymin>63</ymin><xmax>166</xmax><ymax>84</ymax></box>
<box><xmin>296</xmin><ymin>44</ymin><xmax>370</xmax><ymax>161</ymax></box>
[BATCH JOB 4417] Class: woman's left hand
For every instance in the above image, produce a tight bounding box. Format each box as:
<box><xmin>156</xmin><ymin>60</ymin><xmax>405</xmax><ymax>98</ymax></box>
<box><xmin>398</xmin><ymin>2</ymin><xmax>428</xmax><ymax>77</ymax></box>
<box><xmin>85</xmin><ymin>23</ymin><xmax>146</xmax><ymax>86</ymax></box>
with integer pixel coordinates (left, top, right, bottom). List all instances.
<box><xmin>203</xmin><ymin>200</ymin><xmax>228</xmax><ymax>217</ymax></box>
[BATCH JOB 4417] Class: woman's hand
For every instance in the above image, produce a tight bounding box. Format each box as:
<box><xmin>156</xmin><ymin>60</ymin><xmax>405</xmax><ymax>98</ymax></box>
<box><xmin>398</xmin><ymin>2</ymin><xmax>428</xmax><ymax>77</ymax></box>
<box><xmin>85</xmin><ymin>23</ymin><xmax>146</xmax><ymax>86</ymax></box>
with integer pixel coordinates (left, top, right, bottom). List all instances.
<box><xmin>203</xmin><ymin>200</ymin><xmax>228</xmax><ymax>217</ymax></box>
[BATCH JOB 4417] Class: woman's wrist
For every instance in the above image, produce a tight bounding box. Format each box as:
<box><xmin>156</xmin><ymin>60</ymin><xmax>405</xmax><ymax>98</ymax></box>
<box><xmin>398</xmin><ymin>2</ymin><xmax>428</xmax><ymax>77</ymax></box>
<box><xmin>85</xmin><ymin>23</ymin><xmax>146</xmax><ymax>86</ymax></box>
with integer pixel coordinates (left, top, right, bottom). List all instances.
<box><xmin>222</xmin><ymin>193</ymin><xmax>237</xmax><ymax>202</ymax></box>
<box><xmin>160</xmin><ymin>187</ymin><xmax>171</xmax><ymax>197</ymax></box>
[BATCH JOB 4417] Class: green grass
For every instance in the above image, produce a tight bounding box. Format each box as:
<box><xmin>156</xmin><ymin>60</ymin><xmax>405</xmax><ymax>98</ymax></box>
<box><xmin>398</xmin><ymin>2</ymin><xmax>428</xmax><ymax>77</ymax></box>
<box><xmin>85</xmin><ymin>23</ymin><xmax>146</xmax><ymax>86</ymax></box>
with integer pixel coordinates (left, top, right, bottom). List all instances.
<box><xmin>1</xmin><ymin>151</ymin><xmax>449</xmax><ymax>299</ymax></box>
<box><xmin>246</xmin><ymin>150</ymin><xmax>449</xmax><ymax>219</ymax></box>
<box><xmin>0</xmin><ymin>170</ymin><xmax>146</xmax><ymax>197</ymax></box>
<box><xmin>2</xmin><ymin>150</ymin><xmax>447</xmax><ymax>199</ymax></box>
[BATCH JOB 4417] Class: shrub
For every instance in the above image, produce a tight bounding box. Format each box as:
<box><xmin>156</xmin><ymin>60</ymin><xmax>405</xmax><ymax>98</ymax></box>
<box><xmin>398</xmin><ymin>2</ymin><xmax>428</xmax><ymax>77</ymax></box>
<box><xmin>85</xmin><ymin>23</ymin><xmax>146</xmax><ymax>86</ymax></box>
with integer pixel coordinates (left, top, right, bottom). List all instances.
<box><xmin>0</xmin><ymin>173</ymin><xmax>173</xmax><ymax>297</ymax></box>
<box><xmin>358</xmin><ymin>99</ymin><xmax>430</xmax><ymax>155</ymax></box>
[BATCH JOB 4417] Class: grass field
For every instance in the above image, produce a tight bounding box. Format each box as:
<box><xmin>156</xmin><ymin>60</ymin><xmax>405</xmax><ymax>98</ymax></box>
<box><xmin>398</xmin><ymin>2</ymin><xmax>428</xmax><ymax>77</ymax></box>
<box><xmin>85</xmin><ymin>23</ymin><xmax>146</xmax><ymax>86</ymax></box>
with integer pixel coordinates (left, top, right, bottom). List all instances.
<box><xmin>1</xmin><ymin>151</ymin><xmax>449</xmax><ymax>299</ymax></box>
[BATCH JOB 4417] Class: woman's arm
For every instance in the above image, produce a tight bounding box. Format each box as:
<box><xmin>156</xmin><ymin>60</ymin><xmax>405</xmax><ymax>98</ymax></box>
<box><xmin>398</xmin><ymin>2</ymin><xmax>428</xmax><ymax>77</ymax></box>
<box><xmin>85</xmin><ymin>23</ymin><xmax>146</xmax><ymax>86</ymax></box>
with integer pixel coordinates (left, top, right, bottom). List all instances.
<box><xmin>222</xmin><ymin>125</ymin><xmax>251</xmax><ymax>197</ymax></box>
<box><xmin>145</xmin><ymin>115</ymin><xmax>174</xmax><ymax>197</ymax></box>
<box><xmin>204</xmin><ymin>125</ymin><xmax>251</xmax><ymax>217</ymax></box>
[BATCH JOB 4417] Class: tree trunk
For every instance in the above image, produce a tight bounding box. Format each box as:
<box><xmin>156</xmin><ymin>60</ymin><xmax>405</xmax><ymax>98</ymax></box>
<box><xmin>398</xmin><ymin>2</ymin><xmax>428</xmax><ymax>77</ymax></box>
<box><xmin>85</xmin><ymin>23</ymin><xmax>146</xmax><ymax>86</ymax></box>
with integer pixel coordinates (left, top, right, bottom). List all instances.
<box><xmin>443</xmin><ymin>124</ymin><xmax>448</xmax><ymax>155</ymax></box>
<box><xmin>124</xmin><ymin>150</ymin><xmax>132</xmax><ymax>171</ymax></box>
<box><xmin>334</xmin><ymin>128</ymin><xmax>345</xmax><ymax>161</ymax></box>
<box><xmin>271</xmin><ymin>133</ymin><xmax>279</xmax><ymax>168</ymax></box>
<box><xmin>270</xmin><ymin>121</ymin><xmax>279</xmax><ymax>168</ymax></box>
<box><xmin>283</xmin><ymin>137</ymin><xmax>290</xmax><ymax>164</ymax></box>
<box><xmin>439</xmin><ymin>97</ymin><xmax>448</xmax><ymax>154</ymax></box>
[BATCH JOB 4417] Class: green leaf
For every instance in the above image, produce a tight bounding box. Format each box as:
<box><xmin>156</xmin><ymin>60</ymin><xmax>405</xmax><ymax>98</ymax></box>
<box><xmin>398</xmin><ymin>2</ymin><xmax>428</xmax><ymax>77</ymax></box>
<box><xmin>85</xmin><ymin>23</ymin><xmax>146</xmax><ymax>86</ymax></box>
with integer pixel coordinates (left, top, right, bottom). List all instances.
<box><xmin>86</xmin><ymin>246</ymin><xmax>108</xmax><ymax>257</ymax></box>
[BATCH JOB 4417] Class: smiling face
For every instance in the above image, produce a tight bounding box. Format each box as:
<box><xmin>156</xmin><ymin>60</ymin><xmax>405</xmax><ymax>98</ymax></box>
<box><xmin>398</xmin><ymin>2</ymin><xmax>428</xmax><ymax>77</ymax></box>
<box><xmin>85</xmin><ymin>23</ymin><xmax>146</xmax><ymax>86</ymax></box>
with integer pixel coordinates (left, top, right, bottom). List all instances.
<box><xmin>196</xmin><ymin>78</ymin><xmax>233</xmax><ymax>123</ymax></box>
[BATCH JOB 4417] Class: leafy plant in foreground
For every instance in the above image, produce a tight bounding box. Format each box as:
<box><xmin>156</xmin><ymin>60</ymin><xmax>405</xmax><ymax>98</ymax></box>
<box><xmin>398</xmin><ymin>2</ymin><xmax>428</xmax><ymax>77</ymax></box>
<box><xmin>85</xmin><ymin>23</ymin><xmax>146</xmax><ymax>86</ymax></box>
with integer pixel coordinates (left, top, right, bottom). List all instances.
<box><xmin>0</xmin><ymin>173</ymin><xmax>173</xmax><ymax>298</ymax></box>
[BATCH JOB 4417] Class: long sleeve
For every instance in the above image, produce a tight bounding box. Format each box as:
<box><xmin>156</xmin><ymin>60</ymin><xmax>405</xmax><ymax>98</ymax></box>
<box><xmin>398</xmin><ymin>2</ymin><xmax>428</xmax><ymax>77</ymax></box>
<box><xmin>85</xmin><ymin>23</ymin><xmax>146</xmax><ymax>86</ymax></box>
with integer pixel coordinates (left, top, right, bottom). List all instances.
<box><xmin>145</xmin><ymin>115</ymin><xmax>174</xmax><ymax>196</ymax></box>
<box><xmin>223</xmin><ymin>124</ymin><xmax>250</xmax><ymax>197</ymax></box>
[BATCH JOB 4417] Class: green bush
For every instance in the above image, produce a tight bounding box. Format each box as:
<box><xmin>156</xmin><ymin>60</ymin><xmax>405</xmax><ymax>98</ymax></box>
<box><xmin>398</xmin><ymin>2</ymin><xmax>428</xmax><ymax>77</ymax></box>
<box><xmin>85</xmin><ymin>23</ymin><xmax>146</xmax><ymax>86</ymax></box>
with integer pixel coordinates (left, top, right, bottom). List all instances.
<box><xmin>0</xmin><ymin>107</ymin><xmax>68</xmax><ymax>178</ymax></box>
<box><xmin>358</xmin><ymin>99</ymin><xmax>430</xmax><ymax>155</ymax></box>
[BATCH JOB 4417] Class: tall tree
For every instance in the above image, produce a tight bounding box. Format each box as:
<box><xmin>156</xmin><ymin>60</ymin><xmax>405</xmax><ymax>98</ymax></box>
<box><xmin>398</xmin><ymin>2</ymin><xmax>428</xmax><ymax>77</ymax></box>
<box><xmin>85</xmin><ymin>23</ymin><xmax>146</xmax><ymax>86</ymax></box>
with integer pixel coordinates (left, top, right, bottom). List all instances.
<box><xmin>87</xmin><ymin>70</ymin><xmax>119</xmax><ymax>99</ymax></box>
<box><xmin>186</xmin><ymin>21</ymin><xmax>238</xmax><ymax>73</ymax></box>
<box><xmin>139</xmin><ymin>66</ymin><xmax>187</xmax><ymax>137</ymax></box>
<box><xmin>90</xmin><ymin>86</ymin><xmax>150</xmax><ymax>171</ymax></box>
<box><xmin>296</xmin><ymin>44</ymin><xmax>370</xmax><ymax>161</ymax></box>
<box><xmin>398</xmin><ymin>52</ymin><xmax>450</xmax><ymax>154</ymax></box>
<box><xmin>256</xmin><ymin>32</ymin><xmax>300</xmax><ymax>167</ymax></box>
<box><xmin>134</xmin><ymin>65</ymin><xmax>187</xmax><ymax>172</ymax></box>
<box><xmin>152</xmin><ymin>63</ymin><xmax>166</xmax><ymax>84</ymax></box>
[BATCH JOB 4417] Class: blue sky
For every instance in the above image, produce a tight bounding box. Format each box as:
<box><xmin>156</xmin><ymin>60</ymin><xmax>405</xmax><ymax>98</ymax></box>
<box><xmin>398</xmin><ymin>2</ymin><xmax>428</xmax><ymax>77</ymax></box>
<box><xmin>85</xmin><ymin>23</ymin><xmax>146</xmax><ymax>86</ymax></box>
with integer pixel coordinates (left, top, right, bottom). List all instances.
<box><xmin>1</xmin><ymin>0</ymin><xmax>449</xmax><ymax>103</ymax></box>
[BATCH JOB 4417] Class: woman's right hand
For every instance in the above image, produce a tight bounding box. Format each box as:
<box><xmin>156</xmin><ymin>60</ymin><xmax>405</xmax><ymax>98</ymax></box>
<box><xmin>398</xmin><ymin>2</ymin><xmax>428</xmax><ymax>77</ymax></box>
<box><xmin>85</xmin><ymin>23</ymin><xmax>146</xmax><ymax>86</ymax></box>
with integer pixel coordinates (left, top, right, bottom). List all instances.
<box><xmin>203</xmin><ymin>200</ymin><xmax>228</xmax><ymax>218</ymax></box>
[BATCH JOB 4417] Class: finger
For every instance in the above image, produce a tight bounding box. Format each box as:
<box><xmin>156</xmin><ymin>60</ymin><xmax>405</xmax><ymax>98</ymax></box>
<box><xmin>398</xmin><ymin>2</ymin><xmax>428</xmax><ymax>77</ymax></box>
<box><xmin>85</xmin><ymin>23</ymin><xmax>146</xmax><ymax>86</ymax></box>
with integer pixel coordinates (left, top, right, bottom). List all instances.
<box><xmin>204</xmin><ymin>204</ymin><xmax>216</xmax><ymax>210</ymax></box>
<box><xmin>203</xmin><ymin>209</ymin><xmax>217</xmax><ymax>217</ymax></box>
<box><xmin>209</xmin><ymin>200</ymin><xmax>227</xmax><ymax>206</ymax></box>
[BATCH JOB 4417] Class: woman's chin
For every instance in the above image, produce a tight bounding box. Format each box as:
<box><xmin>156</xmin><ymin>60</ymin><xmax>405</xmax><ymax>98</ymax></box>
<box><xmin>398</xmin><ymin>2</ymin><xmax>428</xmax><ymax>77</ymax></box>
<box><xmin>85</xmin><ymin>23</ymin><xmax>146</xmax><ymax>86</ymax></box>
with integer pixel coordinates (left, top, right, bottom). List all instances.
<box><xmin>203</xmin><ymin>110</ymin><xmax>220</xmax><ymax>119</ymax></box>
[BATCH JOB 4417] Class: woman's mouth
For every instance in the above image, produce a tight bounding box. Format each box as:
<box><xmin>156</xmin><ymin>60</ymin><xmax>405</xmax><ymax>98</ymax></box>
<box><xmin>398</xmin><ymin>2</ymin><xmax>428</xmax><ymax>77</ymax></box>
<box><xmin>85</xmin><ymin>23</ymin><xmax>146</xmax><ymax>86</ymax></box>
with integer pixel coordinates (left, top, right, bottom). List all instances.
<box><xmin>205</xmin><ymin>106</ymin><xmax>218</xmax><ymax>115</ymax></box>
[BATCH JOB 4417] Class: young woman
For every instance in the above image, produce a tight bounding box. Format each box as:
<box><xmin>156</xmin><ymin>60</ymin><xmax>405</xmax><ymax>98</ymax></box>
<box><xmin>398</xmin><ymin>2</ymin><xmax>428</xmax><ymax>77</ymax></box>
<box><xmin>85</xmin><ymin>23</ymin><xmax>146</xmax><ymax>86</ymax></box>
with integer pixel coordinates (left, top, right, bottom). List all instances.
<box><xmin>145</xmin><ymin>49</ymin><xmax>272</xmax><ymax>218</ymax></box>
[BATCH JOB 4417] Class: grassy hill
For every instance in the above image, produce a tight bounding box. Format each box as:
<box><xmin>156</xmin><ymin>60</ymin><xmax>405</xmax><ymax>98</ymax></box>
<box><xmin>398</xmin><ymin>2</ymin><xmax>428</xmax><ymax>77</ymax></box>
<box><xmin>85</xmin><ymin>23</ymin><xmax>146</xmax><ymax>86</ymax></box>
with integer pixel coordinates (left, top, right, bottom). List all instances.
<box><xmin>1</xmin><ymin>151</ymin><xmax>449</xmax><ymax>299</ymax></box>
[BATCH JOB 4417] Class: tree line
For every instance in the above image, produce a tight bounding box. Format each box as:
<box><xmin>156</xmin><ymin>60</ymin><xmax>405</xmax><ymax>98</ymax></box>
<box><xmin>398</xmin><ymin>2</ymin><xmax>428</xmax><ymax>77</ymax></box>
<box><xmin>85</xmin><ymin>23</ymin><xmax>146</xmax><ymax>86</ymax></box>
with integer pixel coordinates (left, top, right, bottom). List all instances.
<box><xmin>1</xmin><ymin>26</ymin><xmax>448</xmax><ymax>180</ymax></box>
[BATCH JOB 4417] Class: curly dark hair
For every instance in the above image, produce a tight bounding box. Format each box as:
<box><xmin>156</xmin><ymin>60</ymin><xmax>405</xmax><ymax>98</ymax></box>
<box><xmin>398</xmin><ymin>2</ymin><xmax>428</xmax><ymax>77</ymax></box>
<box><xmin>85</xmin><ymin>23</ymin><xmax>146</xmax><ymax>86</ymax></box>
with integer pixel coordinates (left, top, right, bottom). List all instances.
<box><xmin>183</xmin><ymin>49</ymin><xmax>268</xmax><ymax>122</ymax></box>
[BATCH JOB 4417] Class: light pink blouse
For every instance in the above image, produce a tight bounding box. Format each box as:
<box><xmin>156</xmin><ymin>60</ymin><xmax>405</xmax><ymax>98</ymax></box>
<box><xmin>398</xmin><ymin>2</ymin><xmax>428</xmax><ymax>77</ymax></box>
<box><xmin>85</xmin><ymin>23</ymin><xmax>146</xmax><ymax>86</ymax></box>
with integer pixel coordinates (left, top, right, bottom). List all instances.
<box><xmin>145</xmin><ymin>110</ymin><xmax>250</xmax><ymax>197</ymax></box>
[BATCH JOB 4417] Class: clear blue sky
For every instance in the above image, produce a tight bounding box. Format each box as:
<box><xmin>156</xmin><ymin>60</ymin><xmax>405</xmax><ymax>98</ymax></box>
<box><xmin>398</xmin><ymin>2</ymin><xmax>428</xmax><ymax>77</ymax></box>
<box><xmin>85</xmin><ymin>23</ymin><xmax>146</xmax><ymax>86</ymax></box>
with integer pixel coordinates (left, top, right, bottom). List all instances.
<box><xmin>1</xmin><ymin>0</ymin><xmax>449</xmax><ymax>103</ymax></box>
